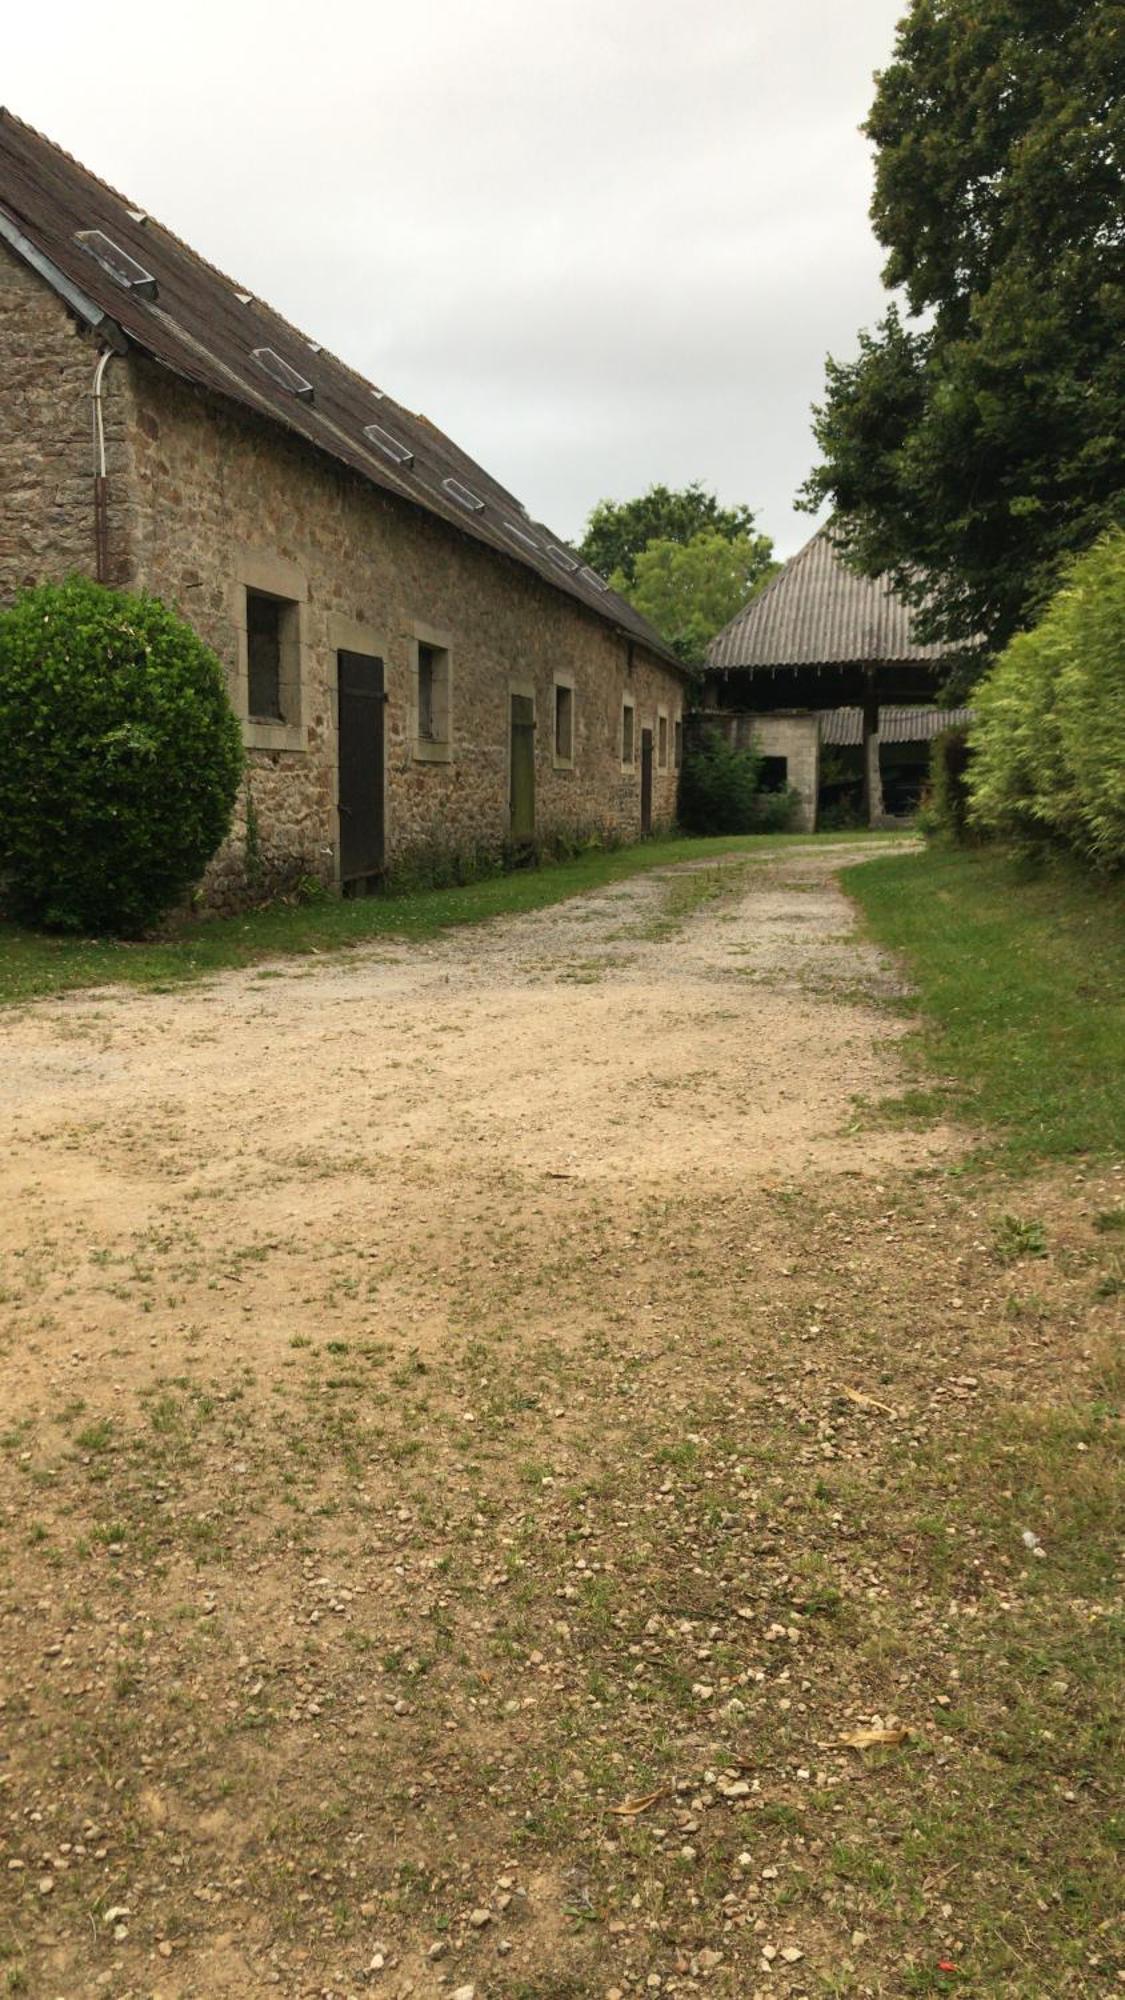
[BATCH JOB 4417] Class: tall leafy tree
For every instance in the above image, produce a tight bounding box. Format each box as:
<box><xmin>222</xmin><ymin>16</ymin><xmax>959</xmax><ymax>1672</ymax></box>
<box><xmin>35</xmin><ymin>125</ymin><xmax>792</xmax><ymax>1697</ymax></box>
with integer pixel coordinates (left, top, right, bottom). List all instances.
<box><xmin>610</xmin><ymin>531</ymin><xmax>777</xmax><ymax>665</ymax></box>
<box><xmin>802</xmin><ymin>0</ymin><xmax>1125</xmax><ymax>664</ymax></box>
<box><xmin>580</xmin><ymin>482</ymin><xmax>764</xmax><ymax>586</ymax></box>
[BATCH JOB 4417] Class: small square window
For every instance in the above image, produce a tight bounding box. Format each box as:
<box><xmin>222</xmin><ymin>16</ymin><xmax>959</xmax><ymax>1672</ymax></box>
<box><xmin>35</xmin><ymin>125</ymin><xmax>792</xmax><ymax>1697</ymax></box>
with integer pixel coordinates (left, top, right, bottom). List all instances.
<box><xmin>247</xmin><ymin>590</ymin><xmax>285</xmax><ymax>720</ymax></box>
<box><xmin>622</xmin><ymin>700</ymin><xmax>636</xmax><ymax>767</ymax></box>
<box><xmin>657</xmin><ymin>712</ymin><xmax>669</xmax><ymax>770</ymax></box>
<box><xmin>554</xmin><ymin>681</ymin><xmax>574</xmax><ymax>764</ymax></box>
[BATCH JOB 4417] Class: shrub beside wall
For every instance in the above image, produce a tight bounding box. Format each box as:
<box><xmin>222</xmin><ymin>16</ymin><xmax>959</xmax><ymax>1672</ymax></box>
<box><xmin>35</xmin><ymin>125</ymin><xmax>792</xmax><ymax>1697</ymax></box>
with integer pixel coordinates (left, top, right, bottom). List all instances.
<box><xmin>678</xmin><ymin>728</ymin><xmax>762</xmax><ymax>833</ymax></box>
<box><xmin>0</xmin><ymin>578</ymin><xmax>243</xmax><ymax>934</ymax></box>
<box><xmin>967</xmin><ymin>531</ymin><xmax>1125</xmax><ymax>871</ymax></box>
<box><xmin>678</xmin><ymin>727</ymin><xmax>797</xmax><ymax>835</ymax></box>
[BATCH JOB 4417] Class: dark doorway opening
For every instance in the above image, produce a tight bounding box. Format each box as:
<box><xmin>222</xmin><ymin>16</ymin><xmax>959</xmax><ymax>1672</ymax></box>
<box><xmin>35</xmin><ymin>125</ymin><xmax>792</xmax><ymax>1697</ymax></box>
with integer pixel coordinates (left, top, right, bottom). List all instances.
<box><xmin>337</xmin><ymin>650</ymin><xmax>385</xmax><ymax>887</ymax></box>
<box><xmin>510</xmin><ymin>693</ymin><xmax>536</xmax><ymax>840</ymax></box>
<box><xmin>640</xmin><ymin>727</ymin><xmax>654</xmax><ymax>836</ymax></box>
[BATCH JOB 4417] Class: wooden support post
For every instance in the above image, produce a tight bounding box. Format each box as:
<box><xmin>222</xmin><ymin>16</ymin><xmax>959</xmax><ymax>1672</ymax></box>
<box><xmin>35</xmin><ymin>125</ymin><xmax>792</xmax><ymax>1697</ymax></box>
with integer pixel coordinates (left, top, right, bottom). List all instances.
<box><xmin>862</xmin><ymin>669</ymin><xmax>884</xmax><ymax>828</ymax></box>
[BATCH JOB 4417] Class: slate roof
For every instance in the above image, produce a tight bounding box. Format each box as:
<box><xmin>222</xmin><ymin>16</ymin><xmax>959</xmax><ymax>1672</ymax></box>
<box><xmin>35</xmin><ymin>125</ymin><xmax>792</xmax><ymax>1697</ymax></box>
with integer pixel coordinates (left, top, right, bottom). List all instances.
<box><xmin>708</xmin><ymin>528</ymin><xmax>949</xmax><ymax>671</ymax></box>
<box><xmin>0</xmin><ymin>108</ymin><xmax>683</xmax><ymax>671</ymax></box>
<box><xmin>820</xmin><ymin>705</ymin><xmax>972</xmax><ymax>748</ymax></box>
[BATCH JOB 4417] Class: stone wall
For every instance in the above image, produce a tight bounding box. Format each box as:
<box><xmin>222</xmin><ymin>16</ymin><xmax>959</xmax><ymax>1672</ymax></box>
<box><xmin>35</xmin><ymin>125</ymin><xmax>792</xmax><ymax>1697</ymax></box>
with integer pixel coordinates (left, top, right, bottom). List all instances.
<box><xmin>120</xmin><ymin>358</ymin><xmax>686</xmax><ymax>904</ymax></box>
<box><xmin>0</xmin><ymin>243</ymin><xmax>132</xmax><ymax>596</ymax></box>
<box><xmin>0</xmin><ymin>276</ymin><xmax>686</xmax><ymax>907</ymax></box>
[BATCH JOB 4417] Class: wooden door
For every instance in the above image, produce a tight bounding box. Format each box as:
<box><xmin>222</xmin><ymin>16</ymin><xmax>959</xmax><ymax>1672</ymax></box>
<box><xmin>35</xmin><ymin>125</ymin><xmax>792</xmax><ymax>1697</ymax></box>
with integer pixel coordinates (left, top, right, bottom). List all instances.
<box><xmin>337</xmin><ymin>650</ymin><xmax>385</xmax><ymax>882</ymax></box>
<box><xmin>640</xmin><ymin>727</ymin><xmax>654</xmax><ymax>836</ymax></box>
<box><xmin>510</xmin><ymin>693</ymin><xmax>536</xmax><ymax>840</ymax></box>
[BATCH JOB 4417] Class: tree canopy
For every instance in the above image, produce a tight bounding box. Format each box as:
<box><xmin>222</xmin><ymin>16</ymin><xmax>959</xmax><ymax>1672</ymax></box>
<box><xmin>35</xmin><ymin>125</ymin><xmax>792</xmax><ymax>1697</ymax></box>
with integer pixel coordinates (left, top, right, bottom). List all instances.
<box><xmin>610</xmin><ymin>530</ymin><xmax>777</xmax><ymax>665</ymax></box>
<box><xmin>802</xmin><ymin>0</ymin><xmax>1125</xmax><ymax>665</ymax></box>
<box><xmin>579</xmin><ymin>482</ymin><xmax>763</xmax><ymax>587</ymax></box>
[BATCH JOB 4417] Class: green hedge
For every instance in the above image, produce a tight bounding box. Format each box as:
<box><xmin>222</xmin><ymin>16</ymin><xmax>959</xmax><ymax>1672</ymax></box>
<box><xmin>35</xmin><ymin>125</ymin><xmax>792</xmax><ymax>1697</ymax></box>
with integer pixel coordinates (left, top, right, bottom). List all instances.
<box><xmin>0</xmin><ymin>578</ymin><xmax>243</xmax><ymax>934</ymax></box>
<box><xmin>967</xmin><ymin>531</ymin><xmax>1125</xmax><ymax>870</ymax></box>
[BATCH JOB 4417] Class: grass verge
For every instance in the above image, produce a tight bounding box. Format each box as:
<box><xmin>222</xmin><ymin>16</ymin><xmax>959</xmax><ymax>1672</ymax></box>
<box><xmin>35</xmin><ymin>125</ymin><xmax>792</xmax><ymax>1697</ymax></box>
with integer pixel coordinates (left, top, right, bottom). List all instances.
<box><xmin>0</xmin><ymin>829</ymin><xmax>893</xmax><ymax>1007</ymax></box>
<box><xmin>844</xmin><ymin>845</ymin><xmax>1125</xmax><ymax>1167</ymax></box>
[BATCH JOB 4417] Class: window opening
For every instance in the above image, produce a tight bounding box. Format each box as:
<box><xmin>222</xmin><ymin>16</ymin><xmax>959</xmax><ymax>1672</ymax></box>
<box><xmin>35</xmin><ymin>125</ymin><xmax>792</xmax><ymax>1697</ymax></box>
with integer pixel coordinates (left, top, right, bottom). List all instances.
<box><xmin>502</xmin><ymin>520</ymin><xmax>541</xmax><ymax>553</ymax></box>
<box><xmin>75</xmin><ymin>229</ymin><xmax>158</xmax><ymax>299</ymax></box>
<box><xmin>418</xmin><ymin>643</ymin><xmax>438</xmax><ymax>740</ymax></box>
<box><xmin>443</xmin><ymin>477</ymin><xmax>485</xmax><ymax>512</ymax></box>
<box><xmin>622</xmin><ymin>701</ymin><xmax>636</xmax><ymax>766</ymax></box>
<box><xmin>247</xmin><ymin>591</ymin><xmax>284</xmax><ymax>719</ymax></box>
<box><xmin>363</xmin><ymin>422</ymin><xmax>414</xmax><ymax>467</ymax></box>
<box><xmin>251</xmin><ymin>347</ymin><xmax>315</xmax><ymax>402</ymax></box>
<box><xmin>555</xmin><ymin>683</ymin><xmax>574</xmax><ymax>762</ymax></box>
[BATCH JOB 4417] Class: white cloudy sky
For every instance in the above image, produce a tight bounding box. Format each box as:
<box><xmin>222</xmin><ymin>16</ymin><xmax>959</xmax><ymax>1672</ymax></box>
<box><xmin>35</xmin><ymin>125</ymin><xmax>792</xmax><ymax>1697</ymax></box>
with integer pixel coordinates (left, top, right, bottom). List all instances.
<box><xmin>7</xmin><ymin>0</ymin><xmax>907</xmax><ymax>557</ymax></box>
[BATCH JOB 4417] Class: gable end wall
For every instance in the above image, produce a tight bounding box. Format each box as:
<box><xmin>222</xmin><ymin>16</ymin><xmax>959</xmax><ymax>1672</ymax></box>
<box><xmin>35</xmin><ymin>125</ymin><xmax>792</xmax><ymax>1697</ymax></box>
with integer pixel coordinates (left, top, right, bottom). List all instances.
<box><xmin>0</xmin><ymin>241</ymin><xmax>133</xmax><ymax>595</ymax></box>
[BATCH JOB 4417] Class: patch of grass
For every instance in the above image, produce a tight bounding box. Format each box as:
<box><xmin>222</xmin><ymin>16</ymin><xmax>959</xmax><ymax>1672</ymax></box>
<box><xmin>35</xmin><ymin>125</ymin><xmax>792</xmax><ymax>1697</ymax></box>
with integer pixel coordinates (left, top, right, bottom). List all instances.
<box><xmin>992</xmin><ymin>1214</ymin><xmax>1048</xmax><ymax>1264</ymax></box>
<box><xmin>0</xmin><ymin>830</ymin><xmax>894</xmax><ymax>1007</ymax></box>
<box><xmin>844</xmin><ymin>847</ymin><xmax>1125</xmax><ymax>1166</ymax></box>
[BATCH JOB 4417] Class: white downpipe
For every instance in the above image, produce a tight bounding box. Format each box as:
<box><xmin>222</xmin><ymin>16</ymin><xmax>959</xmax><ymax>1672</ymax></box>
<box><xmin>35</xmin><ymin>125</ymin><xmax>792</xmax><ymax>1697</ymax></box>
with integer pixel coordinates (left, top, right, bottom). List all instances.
<box><xmin>91</xmin><ymin>347</ymin><xmax>114</xmax><ymax>476</ymax></box>
<box><xmin>91</xmin><ymin>348</ymin><xmax>116</xmax><ymax>581</ymax></box>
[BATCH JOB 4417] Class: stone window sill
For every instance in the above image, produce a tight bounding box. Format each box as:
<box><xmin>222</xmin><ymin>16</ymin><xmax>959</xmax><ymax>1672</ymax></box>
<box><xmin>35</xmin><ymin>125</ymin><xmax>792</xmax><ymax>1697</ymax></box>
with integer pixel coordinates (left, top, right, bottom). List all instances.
<box><xmin>245</xmin><ymin>718</ymin><xmax>307</xmax><ymax>753</ymax></box>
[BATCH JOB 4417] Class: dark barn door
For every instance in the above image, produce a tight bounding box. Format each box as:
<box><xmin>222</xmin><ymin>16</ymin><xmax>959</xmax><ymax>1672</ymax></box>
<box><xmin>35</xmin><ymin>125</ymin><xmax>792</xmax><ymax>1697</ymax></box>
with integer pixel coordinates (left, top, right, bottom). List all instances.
<box><xmin>337</xmin><ymin>650</ymin><xmax>385</xmax><ymax>883</ymax></box>
<box><xmin>510</xmin><ymin>693</ymin><xmax>536</xmax><ymax>840</ymax></box>
<box><xmin>640</xmin><ymin>727</ymin><xmax>654</xmax><ymax>836</ymax></box>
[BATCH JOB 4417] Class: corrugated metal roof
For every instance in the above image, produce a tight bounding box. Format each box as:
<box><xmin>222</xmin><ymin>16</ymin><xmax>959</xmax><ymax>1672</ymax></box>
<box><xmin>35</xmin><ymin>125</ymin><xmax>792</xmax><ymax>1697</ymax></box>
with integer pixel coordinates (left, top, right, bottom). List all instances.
<box><xmin>820</xmin><ymin>705</ymin><xmax>973</xmax><ymax>747</ymax></box>
<box><xmin>0</xmin><ymin>109</ymin><xmax>684</xmax><ymax>672</ymax></box>
<box><xmin>708</xmin><ymin>528</ymin><xmax>948</xmax><ymax>671</ymax></box>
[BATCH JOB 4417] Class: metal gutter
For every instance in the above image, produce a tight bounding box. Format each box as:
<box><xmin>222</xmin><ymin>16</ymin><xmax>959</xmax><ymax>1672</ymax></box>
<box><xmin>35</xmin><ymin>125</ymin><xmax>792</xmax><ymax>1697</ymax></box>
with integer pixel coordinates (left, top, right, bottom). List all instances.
<box><xmin>0</xmin><ymin>204</ymin><xmax>128</xmax><ymax>352</ymax></box>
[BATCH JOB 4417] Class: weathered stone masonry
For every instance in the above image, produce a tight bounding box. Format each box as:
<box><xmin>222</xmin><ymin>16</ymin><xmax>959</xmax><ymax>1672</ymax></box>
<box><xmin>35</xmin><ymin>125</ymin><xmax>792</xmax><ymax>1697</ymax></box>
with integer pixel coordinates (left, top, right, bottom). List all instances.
<box><xmin>0</xmin><ymin>242</ymin><xmax>687</xmax><ymax>909</ymax></box>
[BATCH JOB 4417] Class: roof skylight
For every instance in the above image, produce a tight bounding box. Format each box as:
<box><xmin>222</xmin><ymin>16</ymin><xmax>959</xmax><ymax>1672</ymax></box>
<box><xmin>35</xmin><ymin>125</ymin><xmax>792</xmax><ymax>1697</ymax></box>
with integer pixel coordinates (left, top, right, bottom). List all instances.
<box><xmin>75</xmin><ymin>229</ymin><xmax>158</xmax><ymax>299</ymax></box>
<box><xmin>502</xmin><ymin>520</ymin><xmax>541</xmax><ymax>554</ymax></box>
<box><xmin>363</xmin><ymin>423</ymin><xmax>414</xmax><ymax>468</ymax></box>
<box><xmin>579</xmin><ymin>565</ymin><xmax>610</xmax><ymax>592</ymax></box>
<box><xmin>251</xmin><ymin>347</ymin><xmax>315</xmax><ymax>403</ymax></box>
<box><xmin>443</xmin><ymin>477</ymin><xmax>485</xmax><ymax>513</ymax></box>
<box><xmin>547</xmin><ymin>546</ymin><xmax>579</xmax><ymax>573</ymax></box>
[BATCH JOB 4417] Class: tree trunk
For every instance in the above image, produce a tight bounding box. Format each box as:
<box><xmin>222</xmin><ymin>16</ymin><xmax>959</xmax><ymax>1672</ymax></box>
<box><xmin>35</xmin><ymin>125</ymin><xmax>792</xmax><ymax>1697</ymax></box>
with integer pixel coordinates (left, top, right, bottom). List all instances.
<box><xmin>862</xmin><ymin>670</ymin><xmax>884</xmax><ymax>827</ymax></box>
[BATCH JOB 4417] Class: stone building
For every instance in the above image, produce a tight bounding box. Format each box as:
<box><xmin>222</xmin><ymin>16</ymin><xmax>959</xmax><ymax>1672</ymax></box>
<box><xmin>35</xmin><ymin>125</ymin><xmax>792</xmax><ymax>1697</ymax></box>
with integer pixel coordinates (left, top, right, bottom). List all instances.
<box><xmin>0</xmin><ymin>111</ymin><xmax>688</xmax><ymax>906</ymax></box>
<box><xmin>704</xmin><ymin>529</ymin><xmax>956</xmax><ymax>829</ymax></box>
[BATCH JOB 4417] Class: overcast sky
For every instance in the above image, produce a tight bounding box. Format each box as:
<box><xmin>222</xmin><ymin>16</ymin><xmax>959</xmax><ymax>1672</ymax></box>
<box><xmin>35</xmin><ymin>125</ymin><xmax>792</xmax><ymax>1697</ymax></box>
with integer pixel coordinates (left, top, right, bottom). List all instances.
<box><xmin>7</xmin><ymin>0</ymin><xmax>907</xmax><ymax>558</ymax></box>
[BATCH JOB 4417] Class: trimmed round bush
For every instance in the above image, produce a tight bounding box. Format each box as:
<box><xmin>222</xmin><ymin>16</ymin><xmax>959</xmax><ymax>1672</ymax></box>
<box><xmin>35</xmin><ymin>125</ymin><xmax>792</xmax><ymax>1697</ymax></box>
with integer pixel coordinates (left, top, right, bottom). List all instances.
<box><xmin>0</xmin><ymin>577</ymin><xmax>243</xmax><ymax>933</ymax></box>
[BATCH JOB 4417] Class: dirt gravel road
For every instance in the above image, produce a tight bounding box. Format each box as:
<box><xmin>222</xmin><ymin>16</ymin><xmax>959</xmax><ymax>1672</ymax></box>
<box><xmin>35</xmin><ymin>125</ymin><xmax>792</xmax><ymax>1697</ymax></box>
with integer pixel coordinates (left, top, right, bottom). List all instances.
<box><xmin>0</xmin><ymin>842</ymin><xmax>1116</xmax><ymax>2000</ymax></box>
